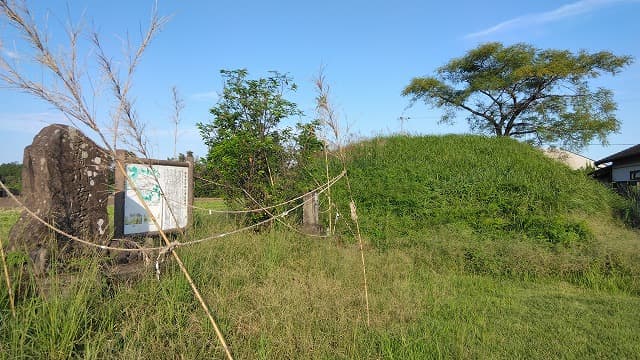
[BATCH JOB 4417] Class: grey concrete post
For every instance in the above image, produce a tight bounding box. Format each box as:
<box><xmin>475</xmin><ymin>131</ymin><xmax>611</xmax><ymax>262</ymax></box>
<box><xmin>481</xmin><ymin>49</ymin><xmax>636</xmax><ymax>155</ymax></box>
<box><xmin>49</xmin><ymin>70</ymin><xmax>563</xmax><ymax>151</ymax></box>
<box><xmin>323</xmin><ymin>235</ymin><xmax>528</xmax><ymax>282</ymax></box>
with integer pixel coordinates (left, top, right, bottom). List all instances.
<box><xmin>302</xmin><ymin>191</ymin><xmax>321</xmax><ymax>234</ymax></box>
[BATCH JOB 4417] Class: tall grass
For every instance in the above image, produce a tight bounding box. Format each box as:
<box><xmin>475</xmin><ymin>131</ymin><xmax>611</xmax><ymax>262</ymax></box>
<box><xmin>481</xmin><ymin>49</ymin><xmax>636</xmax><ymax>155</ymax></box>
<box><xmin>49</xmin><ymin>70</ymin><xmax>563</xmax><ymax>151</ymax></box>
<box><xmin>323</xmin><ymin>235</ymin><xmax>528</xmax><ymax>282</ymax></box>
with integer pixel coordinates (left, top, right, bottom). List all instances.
<box><xmin>616</xmin><ymin>184</ymin><xmax>640</xmax><ymax>228</ymax></box>
<box><xmin>304</xmin><ymin>135</ymin><xmax>640</xmax><ymax>293</ymax></box>
<box><xmin>0</xmin><ymin>209</ymin><xmax>19</xmax><ymax>239</ymax></box>
<box><xmin>2</xmin><ymin>135</ymin><xmax>640</xmax><ymax>358</ymax></box>
<box><xmin>2</xmin><ymin>224</ymin><xmax>639</xmax><ymax>358</ymax></box>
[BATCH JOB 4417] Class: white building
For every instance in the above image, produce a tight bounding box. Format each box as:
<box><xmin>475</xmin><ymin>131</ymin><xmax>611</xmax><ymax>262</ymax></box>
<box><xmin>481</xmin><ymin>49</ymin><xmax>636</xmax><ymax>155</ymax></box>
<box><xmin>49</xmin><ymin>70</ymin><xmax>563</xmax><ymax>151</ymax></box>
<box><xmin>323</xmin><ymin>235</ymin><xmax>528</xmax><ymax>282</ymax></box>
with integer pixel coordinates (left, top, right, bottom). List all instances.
<box><xmin>542</xmin><ymin>147</ymin><xmax>595</xmax><ymax>170</ymax></box>
<box><xmin>592</xmin><ymin>144</ymin><xmax>640</xmax><ymax>184</ymax></box>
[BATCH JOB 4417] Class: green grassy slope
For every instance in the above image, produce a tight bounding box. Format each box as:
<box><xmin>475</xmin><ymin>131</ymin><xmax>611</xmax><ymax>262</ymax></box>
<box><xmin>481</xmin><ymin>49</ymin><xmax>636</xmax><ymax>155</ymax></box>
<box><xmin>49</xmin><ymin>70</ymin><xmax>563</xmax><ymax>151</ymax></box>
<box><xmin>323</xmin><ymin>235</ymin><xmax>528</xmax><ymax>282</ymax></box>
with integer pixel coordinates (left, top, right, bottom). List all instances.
<box><xmin>323</xmin><ymin>135</ymin><xmax>613</xmax><ymax>244</ymax></box>
<box><xmin>315</xmin><ymin>135</ymin><xmax>640</xmax><ymax>292</ymax></box>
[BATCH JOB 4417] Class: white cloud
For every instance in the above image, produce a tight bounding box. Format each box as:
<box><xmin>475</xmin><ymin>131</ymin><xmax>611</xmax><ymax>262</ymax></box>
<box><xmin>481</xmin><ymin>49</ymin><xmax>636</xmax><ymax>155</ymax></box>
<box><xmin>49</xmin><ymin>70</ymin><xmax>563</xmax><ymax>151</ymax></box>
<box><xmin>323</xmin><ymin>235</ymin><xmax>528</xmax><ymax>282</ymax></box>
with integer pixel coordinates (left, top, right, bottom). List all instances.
<box><xmin>2</xmin><ymin>49</ymin><xmax>20</xmax><ymax>60</ymax></box>
<box><xmin>0</xmin><ymin>112</ymin><xmax>69</xmax><ymax>133</ymax></box>
<box><xmin>465</xmin><ymin>0</ymin><xmax>639</xmax><ymax>39</ymax></box>
<box><xmin>190</xmin><ymin>90</ymin><xmax>218</xmax><ymax>102</ymax></box>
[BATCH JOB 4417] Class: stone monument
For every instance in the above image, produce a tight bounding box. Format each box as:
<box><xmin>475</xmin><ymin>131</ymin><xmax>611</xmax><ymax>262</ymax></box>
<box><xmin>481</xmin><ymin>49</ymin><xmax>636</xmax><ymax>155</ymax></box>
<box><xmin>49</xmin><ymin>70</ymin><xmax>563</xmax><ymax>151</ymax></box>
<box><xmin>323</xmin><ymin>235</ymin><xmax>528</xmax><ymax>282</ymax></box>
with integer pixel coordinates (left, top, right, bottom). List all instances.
<box><xmin>8</xmin><ymin>124</ymin><xmax>110</xmax><ymax>273</ymax></box>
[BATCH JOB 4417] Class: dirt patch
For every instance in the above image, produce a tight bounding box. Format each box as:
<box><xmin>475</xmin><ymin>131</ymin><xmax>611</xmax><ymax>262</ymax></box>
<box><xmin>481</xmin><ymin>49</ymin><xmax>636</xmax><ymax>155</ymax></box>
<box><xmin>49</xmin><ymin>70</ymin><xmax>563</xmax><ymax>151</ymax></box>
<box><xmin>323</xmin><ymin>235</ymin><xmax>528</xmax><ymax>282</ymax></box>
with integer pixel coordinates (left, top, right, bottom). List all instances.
<box><xmin>0</xmin><ymin>196</ymin><xmax>21</xmax><ymax>209</ymax></box>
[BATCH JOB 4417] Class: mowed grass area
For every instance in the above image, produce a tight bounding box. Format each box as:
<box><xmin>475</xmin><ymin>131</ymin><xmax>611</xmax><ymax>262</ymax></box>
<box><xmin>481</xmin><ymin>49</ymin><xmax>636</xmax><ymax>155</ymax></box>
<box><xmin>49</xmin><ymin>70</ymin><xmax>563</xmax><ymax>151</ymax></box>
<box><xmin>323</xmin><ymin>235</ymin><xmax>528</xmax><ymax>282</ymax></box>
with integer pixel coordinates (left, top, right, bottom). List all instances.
<box><xmin>1</xmin><ymin>202</ymin><xmax>639</xmax><ymax>359</ymax></box>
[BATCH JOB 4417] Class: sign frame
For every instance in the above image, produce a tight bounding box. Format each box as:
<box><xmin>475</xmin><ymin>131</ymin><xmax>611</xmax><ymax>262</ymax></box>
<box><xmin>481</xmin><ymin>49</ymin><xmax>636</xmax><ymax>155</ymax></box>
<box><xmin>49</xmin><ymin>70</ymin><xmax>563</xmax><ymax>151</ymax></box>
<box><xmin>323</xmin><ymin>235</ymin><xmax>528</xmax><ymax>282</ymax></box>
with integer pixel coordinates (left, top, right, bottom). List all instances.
<box><xmin>113</xmin><ymin>150</ymin><xmax>194</xmax><ymax>237</ymax></box>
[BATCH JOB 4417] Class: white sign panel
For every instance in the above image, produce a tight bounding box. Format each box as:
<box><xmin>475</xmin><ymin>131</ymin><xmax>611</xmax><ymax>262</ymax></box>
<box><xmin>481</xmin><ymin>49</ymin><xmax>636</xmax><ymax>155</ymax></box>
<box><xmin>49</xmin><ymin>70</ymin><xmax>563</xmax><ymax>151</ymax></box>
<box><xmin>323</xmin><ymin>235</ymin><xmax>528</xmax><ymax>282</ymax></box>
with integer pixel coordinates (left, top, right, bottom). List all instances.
<box><xmin>123</xmin><ymin>163</ymin><xmax>189</xmax><ymax>235</ymax></box>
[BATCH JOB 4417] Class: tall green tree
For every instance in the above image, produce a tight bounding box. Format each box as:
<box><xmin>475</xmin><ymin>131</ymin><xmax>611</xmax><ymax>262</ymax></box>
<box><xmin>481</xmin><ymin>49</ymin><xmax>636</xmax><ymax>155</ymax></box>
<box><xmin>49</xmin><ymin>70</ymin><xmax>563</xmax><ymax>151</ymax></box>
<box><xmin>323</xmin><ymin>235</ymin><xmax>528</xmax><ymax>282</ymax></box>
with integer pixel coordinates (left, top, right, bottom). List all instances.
<box><xmin>402</xmin><ymin>42</ymin><xmax>633</xmax><ymax>149</ymax></box>
<box><xmin>197</xmin><ymin>69</ymin><xmax>321</xmax><ymax>213</ymax></box>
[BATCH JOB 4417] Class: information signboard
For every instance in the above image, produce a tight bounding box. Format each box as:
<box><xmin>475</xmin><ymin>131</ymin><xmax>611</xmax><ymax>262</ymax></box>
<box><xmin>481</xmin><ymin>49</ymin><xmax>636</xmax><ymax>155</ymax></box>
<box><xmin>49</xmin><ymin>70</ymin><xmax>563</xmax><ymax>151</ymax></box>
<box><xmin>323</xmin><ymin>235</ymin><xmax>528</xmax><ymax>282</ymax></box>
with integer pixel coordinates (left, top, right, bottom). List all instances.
<box><xmin>114</xmin><ymin>152</ymin><xmax>193</xmax><ymax>237</ymax></box>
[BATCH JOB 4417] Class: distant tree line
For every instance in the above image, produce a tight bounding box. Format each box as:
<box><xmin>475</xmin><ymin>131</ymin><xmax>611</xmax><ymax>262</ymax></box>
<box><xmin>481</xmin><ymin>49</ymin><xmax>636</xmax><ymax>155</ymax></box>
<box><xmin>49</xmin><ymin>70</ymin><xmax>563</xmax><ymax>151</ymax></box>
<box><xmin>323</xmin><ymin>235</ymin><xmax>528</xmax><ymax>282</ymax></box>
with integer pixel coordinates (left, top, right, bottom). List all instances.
<box><xmin>0</xmin><ymin>162</ymin><xmax>22</xmax><ymax>195</ymax></box>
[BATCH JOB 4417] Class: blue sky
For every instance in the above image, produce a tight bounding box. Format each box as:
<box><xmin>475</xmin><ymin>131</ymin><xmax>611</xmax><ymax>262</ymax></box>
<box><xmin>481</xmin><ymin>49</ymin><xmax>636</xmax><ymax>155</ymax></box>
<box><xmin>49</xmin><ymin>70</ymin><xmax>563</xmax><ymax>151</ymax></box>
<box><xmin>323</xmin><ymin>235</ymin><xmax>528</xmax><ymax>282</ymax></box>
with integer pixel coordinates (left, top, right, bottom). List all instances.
<box><xmin>1</xmin><ymin>0</ymin><xmax>639</xmax><ymax>164</ymax></box>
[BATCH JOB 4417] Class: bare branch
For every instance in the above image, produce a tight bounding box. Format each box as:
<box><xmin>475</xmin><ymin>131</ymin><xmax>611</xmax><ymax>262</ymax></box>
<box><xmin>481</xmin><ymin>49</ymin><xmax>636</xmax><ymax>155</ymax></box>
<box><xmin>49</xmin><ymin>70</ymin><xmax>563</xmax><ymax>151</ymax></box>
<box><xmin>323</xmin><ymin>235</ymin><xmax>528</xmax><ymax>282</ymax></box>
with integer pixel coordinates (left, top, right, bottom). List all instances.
<box><xmin>170</xmin><ymin>85</ymin><xmax>185</xmax><ymax>159</ymax></box>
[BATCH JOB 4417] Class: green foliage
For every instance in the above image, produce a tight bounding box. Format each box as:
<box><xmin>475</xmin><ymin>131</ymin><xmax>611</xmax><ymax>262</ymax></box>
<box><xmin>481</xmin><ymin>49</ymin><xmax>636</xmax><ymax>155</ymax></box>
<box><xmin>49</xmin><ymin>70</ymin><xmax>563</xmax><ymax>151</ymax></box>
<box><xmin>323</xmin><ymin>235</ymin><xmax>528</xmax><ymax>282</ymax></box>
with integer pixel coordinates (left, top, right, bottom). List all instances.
<box><xmin>164</xmin><ymin>151</ymin><xmax>224</xmax><ymax>198</ymax></box>
<box><xmin>0</xmin><ymin>209</ymin><xmax>20</xmax><ymax>239</ymax></box>
<box><xmin>2</xmin><ymin>137</ymin><xmax>639</xmax><ymax>358</ymax></box>
<box><xmin>193</xmin><ymin>159</ymin><xmax>224</xmax><ymax>198</ymax></box>
<box><xmin>402</xmin><ymin>42</ymin><xmax>633</xmax><ymax>149</ymax></box>
<box><xmin>197</xmin><ymin>69</ymin><xmax>322</xmax><ymax>214</ymax></box>
<box><xmin>0</xmin><ymin>162</ymin><xmax>22</xmax><ymax>195</ymax></box>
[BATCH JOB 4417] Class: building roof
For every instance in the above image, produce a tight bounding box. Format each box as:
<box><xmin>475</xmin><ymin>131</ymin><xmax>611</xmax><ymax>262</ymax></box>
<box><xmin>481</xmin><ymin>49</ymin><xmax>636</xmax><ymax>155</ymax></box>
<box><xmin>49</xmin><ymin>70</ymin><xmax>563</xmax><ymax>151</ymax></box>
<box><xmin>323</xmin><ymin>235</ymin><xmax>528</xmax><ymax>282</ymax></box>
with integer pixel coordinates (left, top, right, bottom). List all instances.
<box><xmin>594</xmin><ymin>144</ymin><xmax>640</xmax><ymax>166</ymax></box>
<box><xmin>589</xmin><ymin>164</ymin><xmax>611</xmax><ymax>179</ymax></box>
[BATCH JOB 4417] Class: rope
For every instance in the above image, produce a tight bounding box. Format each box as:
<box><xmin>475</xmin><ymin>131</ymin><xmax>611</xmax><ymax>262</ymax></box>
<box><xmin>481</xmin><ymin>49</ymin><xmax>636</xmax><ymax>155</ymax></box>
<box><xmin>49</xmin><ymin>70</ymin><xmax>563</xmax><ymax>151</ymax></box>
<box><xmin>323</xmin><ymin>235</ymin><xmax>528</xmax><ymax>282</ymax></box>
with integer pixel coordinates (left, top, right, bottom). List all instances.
<box><xmin>219</xmin><ymin>171</ymin><xmax>347</xmax><ymax>239</ymax></box>
<box><xmin>156</xmin><ymin>240</ymin><xmax>181</xmax><ymax>280</ymax></box>
<box><xmin>111</xmin><ymin>159</ymin><xmax>234</xmax><ymax>360</ymax></box>
<box><xmin>0</xmin><ymin>165</ymin><xmax>350</xmax><ymax>355</ymax></box>
<box><xmin>189</xmin><ymin>170</ymin><xmax>346</xmax><ymax>214</ymax></box>
<box><xmin>2</xmin><ymin>172</ymin><xmax>235</xmax><ymax>359</ymax></box>
<box><xmin>180</xmin><ymin>177</ymin><xmax>339</xmax><ymax>246</ymax></box>
<box><xmin>239</xmin><ymin>186</ymin><xmax>332</xmax><ymax>239</ymax></box>
<box><xmin>0</xmin><ymin>170</ymin><xmax>345</xmax><ymax>252</ymax></box>
<box><xmin>0</xmin><ymin>180</ymin><xmax>166</xmax><ymax>253</ymax></box>
<box><xmin>0</xmin><ymin>233</ymin><xmax>16</xmax><ymax>318</ymax></box>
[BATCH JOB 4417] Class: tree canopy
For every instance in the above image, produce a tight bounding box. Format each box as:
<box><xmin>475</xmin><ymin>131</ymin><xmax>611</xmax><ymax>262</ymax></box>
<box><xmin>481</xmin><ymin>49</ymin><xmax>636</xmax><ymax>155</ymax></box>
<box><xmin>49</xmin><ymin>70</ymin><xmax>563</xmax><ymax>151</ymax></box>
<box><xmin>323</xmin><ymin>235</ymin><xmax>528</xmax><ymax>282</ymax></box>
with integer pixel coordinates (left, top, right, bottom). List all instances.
<box><xmin>197</xmin><ymin>69</ymin><xmax>321</xmax><ymax>214</ymax></box>
<box><xmin>402</xmin><ymin>42</ymin><xmax>633</xmax><ymax>149</ymax></box>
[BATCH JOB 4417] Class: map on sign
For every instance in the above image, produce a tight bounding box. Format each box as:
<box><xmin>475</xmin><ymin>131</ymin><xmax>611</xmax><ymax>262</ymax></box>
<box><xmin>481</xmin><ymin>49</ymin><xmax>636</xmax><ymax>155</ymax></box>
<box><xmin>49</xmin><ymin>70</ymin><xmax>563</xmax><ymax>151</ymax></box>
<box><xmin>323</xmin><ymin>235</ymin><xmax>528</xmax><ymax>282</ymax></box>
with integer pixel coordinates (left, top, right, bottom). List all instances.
<box><xmin>123</xmin><ymin>163</ymin><xmax>189</xmax><ymax>235</ymax></box>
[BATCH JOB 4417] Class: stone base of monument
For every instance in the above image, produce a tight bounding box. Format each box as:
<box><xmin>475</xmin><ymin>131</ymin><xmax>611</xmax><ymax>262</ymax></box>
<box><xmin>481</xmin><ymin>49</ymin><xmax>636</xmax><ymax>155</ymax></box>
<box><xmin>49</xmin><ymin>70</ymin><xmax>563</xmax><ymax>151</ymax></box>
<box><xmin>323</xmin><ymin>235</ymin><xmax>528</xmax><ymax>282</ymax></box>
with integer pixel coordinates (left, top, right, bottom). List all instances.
<box><xmin>104</xmin><ymin>262</ymin><xmax>151</xmax><ymax>284</ymax></box>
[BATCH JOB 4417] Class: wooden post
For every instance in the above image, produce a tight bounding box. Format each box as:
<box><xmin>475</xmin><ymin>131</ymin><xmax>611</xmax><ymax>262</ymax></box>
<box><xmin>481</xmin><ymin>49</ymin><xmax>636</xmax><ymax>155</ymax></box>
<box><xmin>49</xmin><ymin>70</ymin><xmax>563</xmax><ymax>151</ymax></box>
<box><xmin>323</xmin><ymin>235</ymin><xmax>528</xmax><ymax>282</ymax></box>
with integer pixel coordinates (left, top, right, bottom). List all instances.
<box><xmin>113</xmin><ymin>149</ymin><xmax>127</xmax><ymax>238</ymax></box>
<box><xmin>186</xmin><ymin>153</ymin><xmax>194</xmax><ymax>231</ymax></box>
<box><xmin>303</xmin><ymin>191</ymin><xmax>320</xmax><ymax>234</ymax></box>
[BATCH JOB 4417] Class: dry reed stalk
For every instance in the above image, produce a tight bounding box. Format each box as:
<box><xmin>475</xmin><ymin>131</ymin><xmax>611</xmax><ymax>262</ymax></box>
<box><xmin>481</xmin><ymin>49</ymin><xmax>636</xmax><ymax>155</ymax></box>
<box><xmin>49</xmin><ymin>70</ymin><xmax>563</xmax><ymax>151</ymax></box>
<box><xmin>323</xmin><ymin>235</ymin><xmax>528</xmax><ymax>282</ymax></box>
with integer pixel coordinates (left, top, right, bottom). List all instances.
<box><xmin>193</xmin><ymin>172</ymin><xmax>346</xmax><ymax>241</ymax></box>
<box><xmin>0</xmin><ymin>181</ymin><xmax>166</xmax><ymax>252</ymax></box>
<box><xmin>0</xmin><ymin>231</ymin><xmax>16</xmax><ymax>318</ymax></box>
<box><xmin>170</xmin><ymin>85</ymin><xmax>185</xmax><ymax>159</ymax></box>
<box><xmin>112</xmin><ymin>160</ymin><xmax>234</xmax><ymax>360</ymax></box>
<box><xmin>314</xmin><ymin>66</ymin><xmax>371</xmax><ymax>326</ymax></box>
<box><xmin>323</xmin><ymin>139</ymin><xmax>334</xmax><ymax>234</ymax></box>
<box><xmin>1</xmin><ymin>2</ymin><xmax>234</xmax><ymax>358</ymax></box>
<box><xmin>239</xmin><ymin>184</ymin><xmax>330</xmax><ymax>239</ymax></box>
<box><xmin>347</xmin><ymin>181</ymin><xmax>370</xmax><ymax>326</ymax></box>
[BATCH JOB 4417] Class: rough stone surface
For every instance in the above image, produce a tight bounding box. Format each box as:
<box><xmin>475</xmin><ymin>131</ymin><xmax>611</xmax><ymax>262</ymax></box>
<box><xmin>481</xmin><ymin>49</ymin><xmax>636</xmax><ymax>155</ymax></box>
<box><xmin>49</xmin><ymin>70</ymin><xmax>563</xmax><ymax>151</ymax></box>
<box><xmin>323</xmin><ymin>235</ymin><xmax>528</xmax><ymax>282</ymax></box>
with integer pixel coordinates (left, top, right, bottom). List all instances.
<box><xmin>8</xmin><ymin>124</ymin><xmax>110</xmax><ymax>273</ymax></box>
